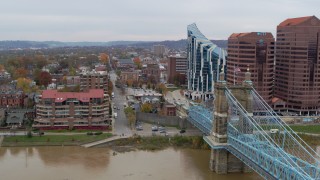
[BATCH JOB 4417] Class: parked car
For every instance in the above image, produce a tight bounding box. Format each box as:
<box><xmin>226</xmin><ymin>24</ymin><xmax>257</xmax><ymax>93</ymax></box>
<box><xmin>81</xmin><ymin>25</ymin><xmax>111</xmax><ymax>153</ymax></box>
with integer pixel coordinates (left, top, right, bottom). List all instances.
<box><xmin>151</xmin><ymin>126</ymin><xmax>158</xmax><ymax>131</ymax></box>
<box><xmin>136</xmin><ymin>125</ymin><xmax>143</xmax><ymax>131</ymax></box>
<box><xmin>180</xmin><ymin>129</ymin><xmax>186</xmax><ymax>134</ymax></box>
<box><xmin>159</xmin><ymin>129</ymin><xmax>166</xmax><ymax>133</ymax></box>
<box><xmin>159</xmin><ymin>126</ymin><xmax>165</xmax><ymax>132</ymax></box>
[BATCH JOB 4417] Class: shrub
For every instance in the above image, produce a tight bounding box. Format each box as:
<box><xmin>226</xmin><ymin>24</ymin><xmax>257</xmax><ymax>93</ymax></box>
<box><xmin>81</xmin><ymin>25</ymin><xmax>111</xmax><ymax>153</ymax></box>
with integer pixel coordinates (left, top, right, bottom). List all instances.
<box><xmin>27</xmin><ymin>131</ymin><xmax>33</xmax><ymax>138</ymax></box>
<box><xmin>87</xmin><ymin>132</ymin><xmax>93</xmax><ymax>136</ymax></box>
<box><xmin>93</xmin><ymin>131</ymin><xmax>103</xmax><ymax>135</ymax></box>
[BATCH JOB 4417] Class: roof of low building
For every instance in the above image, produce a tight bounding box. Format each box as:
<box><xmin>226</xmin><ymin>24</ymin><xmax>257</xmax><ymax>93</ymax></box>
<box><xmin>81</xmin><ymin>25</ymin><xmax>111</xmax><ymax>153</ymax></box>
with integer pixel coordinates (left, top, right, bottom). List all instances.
<box><xmin>7</xmin><ymin>112</ymin><xmax>25</xmax><ymax>124</ymax></box>
<box><xmin>118</xmin><ymin>59</ymin><xmax>134</xmax><ymax>64</ymax></box>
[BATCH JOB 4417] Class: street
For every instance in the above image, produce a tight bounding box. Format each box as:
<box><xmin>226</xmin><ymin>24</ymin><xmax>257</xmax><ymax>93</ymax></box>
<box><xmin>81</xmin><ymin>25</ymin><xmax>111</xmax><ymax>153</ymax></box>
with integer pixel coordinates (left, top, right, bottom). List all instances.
<box><xmin>109</xmin><ymin>71</ymin><xmax>133</xmax><ymax>136</ymax></box>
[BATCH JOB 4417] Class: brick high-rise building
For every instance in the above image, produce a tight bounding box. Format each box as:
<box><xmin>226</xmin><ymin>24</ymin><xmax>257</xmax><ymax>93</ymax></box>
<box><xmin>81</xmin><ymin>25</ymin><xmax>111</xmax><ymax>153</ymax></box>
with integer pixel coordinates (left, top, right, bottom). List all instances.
<box><xmin>227</xmin><ymin>32</ymin><xmax>275</xmax><ymax>104</ymax></box>
<box><xmin>142</xmin><ymin>64</ymin><xmax>160</xmax><ymax>83</ymax></box>
<box><xmin>274</xmin><ymin>16</ymin><xmax>320</xmax><ymax>115</ymax></box>
<box><xmin>167</xmin><ymin>55</ymin><xmax>187</xmax><ymax>85</ymax></box>
<box><xmin>80</xmin><ymin>70</ymin><xmax>109</xmax><ymax>94</ymax></box>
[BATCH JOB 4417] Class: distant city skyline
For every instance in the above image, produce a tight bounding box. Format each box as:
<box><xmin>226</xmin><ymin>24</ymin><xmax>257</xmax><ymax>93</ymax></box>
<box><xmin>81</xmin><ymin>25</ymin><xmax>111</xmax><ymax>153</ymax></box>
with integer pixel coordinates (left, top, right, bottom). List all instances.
<box><xmin>1</xmin><ymin>0</ymin><xmax>319</xmax><ymax>41</ymax></box>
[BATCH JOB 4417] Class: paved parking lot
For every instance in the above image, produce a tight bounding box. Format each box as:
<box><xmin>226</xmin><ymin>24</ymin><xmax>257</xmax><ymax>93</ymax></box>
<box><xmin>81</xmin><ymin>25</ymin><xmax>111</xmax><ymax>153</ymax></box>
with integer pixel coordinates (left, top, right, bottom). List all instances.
<box><xmin>133</xmin><ymin>122</ymin><xmax>202</xmax><ymax>137</ymax></box>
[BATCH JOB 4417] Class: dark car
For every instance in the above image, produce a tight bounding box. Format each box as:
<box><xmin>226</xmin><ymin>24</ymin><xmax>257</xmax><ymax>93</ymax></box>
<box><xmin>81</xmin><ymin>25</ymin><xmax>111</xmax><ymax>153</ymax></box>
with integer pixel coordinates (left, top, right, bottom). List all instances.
<box><xmin>180</xmin><ymin>129</ymin><xmax>186</xmax><ymax>134</ymax></box>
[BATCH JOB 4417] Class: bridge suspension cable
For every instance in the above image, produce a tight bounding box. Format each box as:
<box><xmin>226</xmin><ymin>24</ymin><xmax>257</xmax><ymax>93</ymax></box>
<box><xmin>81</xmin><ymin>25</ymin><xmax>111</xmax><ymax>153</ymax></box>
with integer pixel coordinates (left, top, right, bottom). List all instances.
<box><xmin>250</xmin><ymin>87</ymin><xmax>320</xmax><ymax>165</ymax></box>
<box><xmin>225</xmin><ymin>87</ymin><xmax>320</xmax><ymax>180</ymax></box>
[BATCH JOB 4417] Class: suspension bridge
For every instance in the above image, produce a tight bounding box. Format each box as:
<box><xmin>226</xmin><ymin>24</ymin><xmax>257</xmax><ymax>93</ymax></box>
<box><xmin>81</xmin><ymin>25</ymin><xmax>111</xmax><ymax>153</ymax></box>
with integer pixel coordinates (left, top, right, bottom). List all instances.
<box><xmin>187</xmin><ymin>71</ymin><xmax>320</xmax><ymax>180</ymax></box>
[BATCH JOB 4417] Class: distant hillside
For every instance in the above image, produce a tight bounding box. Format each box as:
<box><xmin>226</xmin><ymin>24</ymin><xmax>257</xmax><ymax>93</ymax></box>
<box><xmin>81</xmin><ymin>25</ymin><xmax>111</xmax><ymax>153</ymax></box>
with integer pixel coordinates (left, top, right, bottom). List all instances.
<box><xmin>128</xmin><ymin>39</ymin><xmax>227</xmax><ymax>50</ymax></box>
<box><xmin>0</xmin><ymin>39</ymin><xmax>227</xmax><ymax>50</ymax></box>
<box><xmin>0</xmin><ymin>40</ymin><xmax>150</xmax><ymax>50</ymax></box>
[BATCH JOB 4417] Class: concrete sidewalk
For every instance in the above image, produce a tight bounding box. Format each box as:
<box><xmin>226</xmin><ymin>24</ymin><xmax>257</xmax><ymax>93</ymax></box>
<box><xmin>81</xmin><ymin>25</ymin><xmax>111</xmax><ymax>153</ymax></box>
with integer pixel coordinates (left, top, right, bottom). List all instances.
<box><xmin>81</xmin><ymin>135</ymin><xmax>130</xmax><ymax>148</ymax></box>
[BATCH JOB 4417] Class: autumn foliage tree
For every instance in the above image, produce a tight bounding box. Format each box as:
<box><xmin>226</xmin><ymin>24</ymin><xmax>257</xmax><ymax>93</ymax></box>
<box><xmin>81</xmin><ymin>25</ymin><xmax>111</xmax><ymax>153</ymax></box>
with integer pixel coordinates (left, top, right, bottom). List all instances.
<box><xmin>0</xmin><ymin>64</ymin><xmax>4</xmax><ymax>71</ymax></box>
<box><xmin>16</xmin><ymin>78</ymin><xmax>32</xmax><ymax>93</ymax></box>
<box><xmin>14</xmin><ymin>68</ymin><xmax>28</xmax><ymax>79</ymax></box>
<box><xmin>124</xmin><ymin>107</ymin><xmax>136</xmax><ymax>129</ymax></box>
<box><xmin>100</xmin><ymin>53</ymin><xmax>109</xmax><ymax>64</ymax></box>
<box><xmin>156</xmin><ymin>83</ymin><xmax>168</xmax><ymax>95</ymax></box>
<box><xmin>141</xmin><ymin>103</ymin><xmax>152</xmax><ymax>113</ymax></box>
<box><xmin>126</xmin><ymin>79</ymin><xmax>133</xmax><ymax>87</ymax></box>
<box><xmin>38</xmin><ymin>71</ymin><xmax>52</xmax><ymax>87</ymax></box>
<box><xmin>133</xmin><ymin>57</ymin><xmax>142</xmax><ymax>69</ymax></box>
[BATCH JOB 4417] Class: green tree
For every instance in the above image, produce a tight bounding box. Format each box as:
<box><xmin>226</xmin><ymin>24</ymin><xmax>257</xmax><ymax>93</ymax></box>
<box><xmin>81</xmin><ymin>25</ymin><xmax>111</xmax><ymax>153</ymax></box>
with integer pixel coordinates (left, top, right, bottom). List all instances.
<box><xmin>33</xmin><ymin>68</ymin><xmax>41</xmax><ymax>85</ymax></box>
<box><xmin>69</xmin><ymin>67</ymin><xmax>76</xmax><ymax>76</ymax></box>
<box><xmin>35</xmin><ymin>55</ymin><xmax>48</xmax><ymax>69</ymax></box>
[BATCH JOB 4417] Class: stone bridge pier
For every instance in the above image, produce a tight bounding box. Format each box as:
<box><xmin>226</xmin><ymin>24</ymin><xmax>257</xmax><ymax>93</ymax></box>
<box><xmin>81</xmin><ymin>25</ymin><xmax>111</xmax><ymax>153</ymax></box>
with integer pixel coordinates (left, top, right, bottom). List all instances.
<box><xmin>209</xmin><ymin>71</ymin><xmax>252</xmax><ymax>174</ymax></box>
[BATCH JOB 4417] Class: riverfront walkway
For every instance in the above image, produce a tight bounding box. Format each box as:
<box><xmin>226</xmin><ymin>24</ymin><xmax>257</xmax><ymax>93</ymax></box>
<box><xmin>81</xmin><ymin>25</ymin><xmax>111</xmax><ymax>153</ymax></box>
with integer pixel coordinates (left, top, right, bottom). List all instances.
<box><xmin>81</xmin><ymin>135</ymin><xmax>129</xmax><ymax>148</ymax></box>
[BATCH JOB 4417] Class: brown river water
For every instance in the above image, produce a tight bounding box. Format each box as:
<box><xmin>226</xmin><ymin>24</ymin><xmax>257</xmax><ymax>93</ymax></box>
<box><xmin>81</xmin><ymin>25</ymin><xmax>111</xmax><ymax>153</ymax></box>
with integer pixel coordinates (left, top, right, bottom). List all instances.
<box><xmin>0</xmin><ymin>147</ymin><xmax>261</xmax><ymax>180</ymax></box>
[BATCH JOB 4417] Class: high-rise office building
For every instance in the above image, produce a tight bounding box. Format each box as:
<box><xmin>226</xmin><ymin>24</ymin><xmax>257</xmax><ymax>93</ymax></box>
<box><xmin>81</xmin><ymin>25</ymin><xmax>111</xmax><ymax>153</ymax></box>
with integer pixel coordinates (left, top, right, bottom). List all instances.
<box><xmin>227</xmin><ymin>32</ymin><xmax>275</xmax><ymax>104</ymax></box>
<box><xmin>187</xmin><ymin>23</ymin><xmax>227</xmax><ymax>100</ymax></box>
<box><xmin>274</xmin><ymin>16</ymin><xmax>320</xmax><ymax>115</ymax></box>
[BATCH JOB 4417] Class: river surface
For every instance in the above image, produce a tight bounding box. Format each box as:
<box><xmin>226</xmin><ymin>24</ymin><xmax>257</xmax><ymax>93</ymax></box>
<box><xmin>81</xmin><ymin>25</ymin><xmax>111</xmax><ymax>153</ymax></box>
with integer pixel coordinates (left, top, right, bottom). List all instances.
<box><xmin>0</xmin><ymin>147</ymin><xmax>261</xmax><ymax>180</ymax></box>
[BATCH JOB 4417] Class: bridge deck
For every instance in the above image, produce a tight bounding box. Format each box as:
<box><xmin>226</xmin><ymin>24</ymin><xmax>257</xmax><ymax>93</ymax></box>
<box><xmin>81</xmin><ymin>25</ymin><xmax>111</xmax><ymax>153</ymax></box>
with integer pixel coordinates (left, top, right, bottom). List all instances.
<box><xmin>227</xmin><ymin>145</ymin><xmax>277</xmax><ymax>180</ymax></box>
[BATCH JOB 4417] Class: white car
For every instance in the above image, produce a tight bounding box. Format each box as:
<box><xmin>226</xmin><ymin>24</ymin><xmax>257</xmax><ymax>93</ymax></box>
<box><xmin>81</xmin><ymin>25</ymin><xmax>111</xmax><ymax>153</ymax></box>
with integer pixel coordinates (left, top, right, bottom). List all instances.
<box><xmin>151</xmin><ymin>126</ymin><xmax>158</xmax><ymax>131</ymax></box>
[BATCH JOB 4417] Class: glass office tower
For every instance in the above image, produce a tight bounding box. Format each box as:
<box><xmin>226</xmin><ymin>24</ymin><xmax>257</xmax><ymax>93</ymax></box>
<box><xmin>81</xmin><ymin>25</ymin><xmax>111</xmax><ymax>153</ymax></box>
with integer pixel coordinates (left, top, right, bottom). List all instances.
<box><xmin>187</xmin><ymin>23</ymin><xmax>227</xmax><ymax>100</ymax></box>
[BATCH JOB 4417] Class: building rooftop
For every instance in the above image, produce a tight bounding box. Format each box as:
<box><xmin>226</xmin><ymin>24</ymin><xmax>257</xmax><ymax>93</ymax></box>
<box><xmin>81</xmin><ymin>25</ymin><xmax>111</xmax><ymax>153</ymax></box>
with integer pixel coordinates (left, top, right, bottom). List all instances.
<box><xmin>229</xmin><ymin>32</ymin><xmax>251</xmax><ymax>38</ymax></box>
<box><xmin>278</xmin><ymin>16</ymin><xmax>313</xmax><ymax>27</ymax></box>
<box><xmin>229</xmin><ymin>32</ymin><xmax>274</xmax><ymax>39</ymax></box>
<box><xmin>41</xmin><ymin>89</ymin><xmax>104</xmax><ymax>102</ymax></box>
<box><xmin>80</xmin><ymin>69</ymin><xmax>108</xmax><ymax>76</ymax></box>
<box><xmin>7</xmin><ymin>112</ymin><xmax>25</xmax><ymax>124</ymax></box>
<box><xmin>187</xmin><ymin>23</ymin><xmax>208</xmax><ymax>40</ymax></box>
<box><xmin>118</xmin><ymin>59</ymin><xmax>134</xmax><ymax>65</ymax></box>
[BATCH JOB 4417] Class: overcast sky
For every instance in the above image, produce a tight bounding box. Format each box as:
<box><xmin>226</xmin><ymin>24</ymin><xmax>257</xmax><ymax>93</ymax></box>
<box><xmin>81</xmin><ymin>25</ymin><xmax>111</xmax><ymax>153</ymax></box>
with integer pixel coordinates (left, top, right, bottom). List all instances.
<box><xmin>0</xmin><ymin>0</ymin><xmax>319</xmax><ymax>41</ymax></box>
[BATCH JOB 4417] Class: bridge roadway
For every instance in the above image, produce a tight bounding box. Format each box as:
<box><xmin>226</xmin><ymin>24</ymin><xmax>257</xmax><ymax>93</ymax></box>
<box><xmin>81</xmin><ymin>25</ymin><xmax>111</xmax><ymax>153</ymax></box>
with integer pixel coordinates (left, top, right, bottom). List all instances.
<box><xmin>226</xmin><ymin>145</ymin><xmax>276</xmax><ymax>180</ymax></box>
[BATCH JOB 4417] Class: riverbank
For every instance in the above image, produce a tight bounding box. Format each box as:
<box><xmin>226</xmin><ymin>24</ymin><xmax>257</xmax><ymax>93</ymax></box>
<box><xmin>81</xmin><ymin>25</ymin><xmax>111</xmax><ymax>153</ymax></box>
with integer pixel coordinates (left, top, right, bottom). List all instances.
<box><xmin>1</xmin><ymin>133</ymin><xmax>112</xmax><ymax>147</ymax></box>
<box><xmin>95</xmin><ymin>135</ymin><xmax>210</xmax><ymax>152</ymax></box>
<box><xmin>298</xmin><ymin>133</ymin><xmax>320</xmax><ymax>146</ymax></box>
<box><xmin>2</xmin><ymin>131</ymin><xmax>320</xmax><ymax>151</ymax></box>
<box><xmin>289</xmin><ymin>124</ymin><xmax>320</xmax><ymax>134</ymax></box>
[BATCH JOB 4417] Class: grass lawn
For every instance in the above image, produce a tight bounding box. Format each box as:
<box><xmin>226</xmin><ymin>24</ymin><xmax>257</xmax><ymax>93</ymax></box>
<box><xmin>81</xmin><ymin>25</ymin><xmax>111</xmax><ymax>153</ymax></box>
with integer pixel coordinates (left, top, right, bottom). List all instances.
<box><xmin>167</xmin><ymin>87</ymin><xmax>180</xmax><ymax>92</ymax></box>
<box><xmin>289</xmin><ymin>125</ymin><xmax>320</xmax><ymax>134</ymax></box>
<box><xmin>42</xmin><ymin>129</ymin><xmax>108</xmax><ymax>133</ymax></box>
<box><xmin>103</xmin><ymin>135</ymin><xmax>209</xmax><ymax>151</ymax></box>
<box><xmin>2</xmin><ymin>133</ymin><xmax>112</xmax><ymax>147</ymax></box>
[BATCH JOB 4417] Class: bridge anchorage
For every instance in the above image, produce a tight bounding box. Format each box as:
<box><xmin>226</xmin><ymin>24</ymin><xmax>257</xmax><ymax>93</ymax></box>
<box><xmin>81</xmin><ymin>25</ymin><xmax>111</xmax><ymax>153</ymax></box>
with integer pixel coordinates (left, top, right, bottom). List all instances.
<box><xmin>187</xmin><ymin>70</ymin><xmax>320</xmax><ymax>180</ymax></box>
